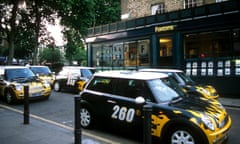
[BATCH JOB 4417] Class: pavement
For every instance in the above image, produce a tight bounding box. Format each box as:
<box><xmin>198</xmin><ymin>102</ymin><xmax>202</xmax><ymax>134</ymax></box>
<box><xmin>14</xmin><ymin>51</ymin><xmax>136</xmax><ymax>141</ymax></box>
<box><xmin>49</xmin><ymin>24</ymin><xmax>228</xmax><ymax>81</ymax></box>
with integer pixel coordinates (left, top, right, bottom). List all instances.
<box><xmin>0</xmin><ymin>104</ymin><xmax>119</xmax><ymax>144</ymax></box>
<box><xmin>0</xmin><ymin>97</ymin><xmax>239</xmax><ymax>144</ymax></box>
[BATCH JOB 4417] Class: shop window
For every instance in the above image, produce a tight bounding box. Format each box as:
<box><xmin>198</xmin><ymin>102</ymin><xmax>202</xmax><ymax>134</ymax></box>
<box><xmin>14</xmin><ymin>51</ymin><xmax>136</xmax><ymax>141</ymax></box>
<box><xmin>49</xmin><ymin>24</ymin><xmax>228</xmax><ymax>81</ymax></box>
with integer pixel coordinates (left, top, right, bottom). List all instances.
<box><xmin>184</xmin><ymin>30</ymin><xmax>238</xmax><ymax>59</ymax></box>
<box><xmin>92</xmin><ymin>44</ymin><xmax>102</xmax><ymax>67</ymax></box>
<box><xmin>138</xmin><ymin>40</ymin><xmax>150</xmax><ymax>65</ymax></box>
<box><xmin>92</xmin><ymin>39</ymin><xmax>150</xmax><ymax>68</ymax></box>
<box><xmin>113</xmin><ymin>43</ymin><xmax>124</xmax><ymax>67</ymax></box>
<box><xmin>124</xmin><ymin>41</ymin><xmax>137</xmax><ymax>66</ymax></box>
<box><xmin>151</xmin><ymin>3</ymin><xmax>165</xmax><ymax>15</ymax></box>
<box><xmin>102</xmin><ymin>44</ymin><xmax>113</xmax><ymax>66</ymax></box>
<box><xmin>124</xmin><ymin>40</ymin><xmax>150</xmax><ymax>67</ymax></box>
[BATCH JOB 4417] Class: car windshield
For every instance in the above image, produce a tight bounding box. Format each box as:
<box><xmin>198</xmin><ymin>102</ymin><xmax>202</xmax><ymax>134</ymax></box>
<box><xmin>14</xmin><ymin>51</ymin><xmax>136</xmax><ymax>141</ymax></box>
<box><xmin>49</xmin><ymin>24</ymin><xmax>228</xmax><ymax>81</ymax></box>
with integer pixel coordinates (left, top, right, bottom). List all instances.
<box><xmin>6</xmin><ymin>68</ymin><xmax>35</xmax><ymax>81</ymax></box>
<box><xmin>31</xmin><ymin>67</ymin><xmax>51</xmax><ymax>75</ymax></box>
<box><xmin>177</xmin><ymin>72</ymin><xmax>195</xmax><ymax>85</ymax></box>
<box><xmin>147</xmin><ymin>78</ymin><xmax>180</xmax><ymax>103</ymax></box>
<box><xmin>81</xmin><ymin>69</ymin><xmax>94</xmax><ymax>78</ymax></box>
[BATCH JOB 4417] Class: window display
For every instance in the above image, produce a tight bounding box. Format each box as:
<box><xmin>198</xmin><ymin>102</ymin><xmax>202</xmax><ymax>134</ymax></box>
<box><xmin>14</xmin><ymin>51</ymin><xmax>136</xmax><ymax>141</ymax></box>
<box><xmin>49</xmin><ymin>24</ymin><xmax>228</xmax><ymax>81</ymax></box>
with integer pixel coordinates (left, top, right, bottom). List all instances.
<box><xmin>91</xmin><ymin>39</ymin><xmax>150</xmax><ymax>68</ymax></box>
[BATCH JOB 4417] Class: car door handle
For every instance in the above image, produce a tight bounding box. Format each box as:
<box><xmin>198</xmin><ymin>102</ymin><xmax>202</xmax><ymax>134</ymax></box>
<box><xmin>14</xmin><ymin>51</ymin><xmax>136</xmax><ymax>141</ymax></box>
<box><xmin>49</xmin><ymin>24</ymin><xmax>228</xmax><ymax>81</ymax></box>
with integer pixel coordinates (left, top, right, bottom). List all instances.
<box><xmin>107</xmin><ymin>100</ymin><xmax>116</xmax><ymax>104</ymax></box>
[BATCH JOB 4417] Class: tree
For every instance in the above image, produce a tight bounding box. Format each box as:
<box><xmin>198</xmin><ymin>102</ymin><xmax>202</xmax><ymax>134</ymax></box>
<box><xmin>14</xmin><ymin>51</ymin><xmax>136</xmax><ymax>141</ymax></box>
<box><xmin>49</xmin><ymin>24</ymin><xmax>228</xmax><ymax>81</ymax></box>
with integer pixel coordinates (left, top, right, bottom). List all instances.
<box><xmin>39</xmin><ymin>45</ymin><xmax>64</xmax><ymax>64</ymax></box>
<box><xmin>57</xmin><ymin>0</ymin><xmax>120</xmax><ymax>65</ymax></box>
<box><xmin>72</xmin><ymin>47</ymin><xmax>87</xmax><ymax>66</ymax></box>
<box><xmin>0</xmin><ymin>0</ymin><xmax>56</xmax><ymax>64</ymax></box>
<box><xmin>0</xmin><ymin>0</ymin><xmax>22</xmax><ymax>65</ymax></box>
<box><xmin>92</xmin><ymin>0</ymin><xmax>121</xmax><ymax>27</ymax></box>
<box><xmin>0</xmin><ymin>0</ymin><xmax>121</xmax><ymax>65</ymax></box>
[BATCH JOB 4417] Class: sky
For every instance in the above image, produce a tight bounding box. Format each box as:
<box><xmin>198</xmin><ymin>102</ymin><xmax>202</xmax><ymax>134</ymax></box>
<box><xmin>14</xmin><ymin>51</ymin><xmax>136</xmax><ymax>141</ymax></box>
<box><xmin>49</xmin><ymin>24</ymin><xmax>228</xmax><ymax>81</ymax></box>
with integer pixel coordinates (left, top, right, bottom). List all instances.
<box><xmin>46</xmin><ymin>19</ymin><xmax>65</xmax><ymax>46</ymax></box>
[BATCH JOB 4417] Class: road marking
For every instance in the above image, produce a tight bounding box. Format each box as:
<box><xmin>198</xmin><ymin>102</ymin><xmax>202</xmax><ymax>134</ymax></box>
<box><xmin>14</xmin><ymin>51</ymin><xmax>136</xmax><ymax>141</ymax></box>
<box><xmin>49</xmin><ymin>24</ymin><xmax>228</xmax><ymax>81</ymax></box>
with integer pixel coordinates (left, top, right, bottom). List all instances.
<box><xmin>0</xmin><ymin>104</ymin><xmax>120</xmax><ymax>144</ymax></box>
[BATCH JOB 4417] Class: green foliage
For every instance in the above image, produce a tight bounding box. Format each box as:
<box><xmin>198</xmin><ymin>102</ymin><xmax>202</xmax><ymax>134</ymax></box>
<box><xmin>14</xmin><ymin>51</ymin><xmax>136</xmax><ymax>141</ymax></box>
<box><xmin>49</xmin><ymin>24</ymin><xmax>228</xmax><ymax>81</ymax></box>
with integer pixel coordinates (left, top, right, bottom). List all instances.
<box><xmin>39</xmin><ymin>47</ymin><xmax>64</xmax><ymax>65</ymax></box>
<box><xmin>51</xmin><ymin>0</ymin><xmax>95</xmax><ymax>36</ymax></box>
<box><xmin>0</xmin><ymin>0</ymin><xmax>121</xmax><ymax>65</ymax></box>
<box><xmin>92</xmin><ymin>0</ymin><xmax>121</xmax><ymax>26</ymax></box>
<box><xmin>72</xmin><ymin>47</ymin><xmax>87</xmax><ymax>66</ymax></box>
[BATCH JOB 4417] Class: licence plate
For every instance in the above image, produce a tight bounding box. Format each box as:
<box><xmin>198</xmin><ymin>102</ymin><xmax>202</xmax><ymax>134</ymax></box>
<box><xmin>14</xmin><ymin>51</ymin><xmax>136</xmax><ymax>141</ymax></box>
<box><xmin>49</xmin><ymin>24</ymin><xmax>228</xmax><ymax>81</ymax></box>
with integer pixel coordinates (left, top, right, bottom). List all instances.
<box><xmin>30</xmin><ymin>92</ymin><xmax>42</xmax><ymax>97</ymax></box>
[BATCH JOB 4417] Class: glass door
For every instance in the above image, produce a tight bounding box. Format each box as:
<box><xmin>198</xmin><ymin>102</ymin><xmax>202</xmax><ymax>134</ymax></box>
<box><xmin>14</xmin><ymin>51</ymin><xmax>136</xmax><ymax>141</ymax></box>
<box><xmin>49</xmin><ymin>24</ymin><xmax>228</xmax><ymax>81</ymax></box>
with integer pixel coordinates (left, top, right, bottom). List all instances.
<box><xmin>159</xmin><ymin>36</ymin><xmax>173</xmax><ymax>66</ymax></box>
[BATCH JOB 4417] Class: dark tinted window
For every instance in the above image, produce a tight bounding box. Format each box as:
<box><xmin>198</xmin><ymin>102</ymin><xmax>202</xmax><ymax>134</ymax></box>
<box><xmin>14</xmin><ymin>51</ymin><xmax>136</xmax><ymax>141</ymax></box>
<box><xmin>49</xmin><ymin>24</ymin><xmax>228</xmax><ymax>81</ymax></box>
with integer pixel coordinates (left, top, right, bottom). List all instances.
<box><xmin>115</xmin><ymin>79</ymin><xmax>152</xmax><ymax>100</ymax></box>
<box><xmin>87</xmin><ymin>77</ymin><xmax>113</xmax><ymax>93</ymax></box>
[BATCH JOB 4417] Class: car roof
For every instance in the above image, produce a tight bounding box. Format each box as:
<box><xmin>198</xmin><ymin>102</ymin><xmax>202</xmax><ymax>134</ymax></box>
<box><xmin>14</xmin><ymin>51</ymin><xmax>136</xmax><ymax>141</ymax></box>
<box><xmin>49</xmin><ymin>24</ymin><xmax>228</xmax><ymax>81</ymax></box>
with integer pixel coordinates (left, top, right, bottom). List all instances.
<box><xmin>62</xmin><ymin>66</ymin><xmax>95</xmax><ymax>70</ymax></box>
<box><xmin>29</xmin><ymin>65</ymin><xmax>49</xmax><ymax>68</ymax></box>
<box><xmin>139</xmin><ymin>68</ymin><xmax>183</xmax><ymax>73</ymax></box>
<box><xmin>93</xmin><ymin>70</ymin><xmax>168</xmax><ymax>80</ymax></box>
<box><xmin>0</xmin><ymin>66</ymin><xmax>27</xmax><ymax>69</ymax></box>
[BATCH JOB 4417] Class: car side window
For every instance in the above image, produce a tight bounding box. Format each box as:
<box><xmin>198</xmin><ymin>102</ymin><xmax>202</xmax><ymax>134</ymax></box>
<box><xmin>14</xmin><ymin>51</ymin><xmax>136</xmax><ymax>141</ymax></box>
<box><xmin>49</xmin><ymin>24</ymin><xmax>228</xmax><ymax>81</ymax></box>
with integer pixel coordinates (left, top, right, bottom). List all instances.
<box><xmin>115</xmin><ymin>79</ymin><xmax>151</xmax><ymax>99</ymax></box>
<box><xmin>87</xmin><ymin>77</ymin><xmax>113</xmax><ymax>94</ymax></box>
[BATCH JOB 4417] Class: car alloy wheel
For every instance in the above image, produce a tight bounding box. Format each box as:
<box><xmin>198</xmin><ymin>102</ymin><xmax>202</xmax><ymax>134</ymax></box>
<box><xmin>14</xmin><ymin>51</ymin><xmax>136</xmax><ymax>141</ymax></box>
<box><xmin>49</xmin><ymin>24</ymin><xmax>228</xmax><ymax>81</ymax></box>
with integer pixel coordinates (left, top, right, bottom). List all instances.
<box><xmin>6</xmin><ymin>91</ymin><xmax>13</xmax><ymax>104</ymax></box>
<box><xmin>80</xmin><ymin>107</ymin><xmax>92</xmax><ymax>128</ymax></box>
<box><xmin>53</xmin><ymin>82</ymin><xmax>61</xmax><ymax>92</ymax></box>
<box><xmin>171</xmin><ymin>130</ymin><xmax>195</xmax><ymax>144</ymax></box>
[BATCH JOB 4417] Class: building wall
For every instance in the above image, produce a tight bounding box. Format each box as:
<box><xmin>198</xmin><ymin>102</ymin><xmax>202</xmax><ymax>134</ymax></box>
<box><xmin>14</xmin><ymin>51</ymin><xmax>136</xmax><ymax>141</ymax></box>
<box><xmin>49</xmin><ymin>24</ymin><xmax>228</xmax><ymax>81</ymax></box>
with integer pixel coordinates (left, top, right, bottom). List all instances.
<box><xmin>121</xmin><ymin>0</ymin><xmax>226</xmax><ymax>20</ymax></box>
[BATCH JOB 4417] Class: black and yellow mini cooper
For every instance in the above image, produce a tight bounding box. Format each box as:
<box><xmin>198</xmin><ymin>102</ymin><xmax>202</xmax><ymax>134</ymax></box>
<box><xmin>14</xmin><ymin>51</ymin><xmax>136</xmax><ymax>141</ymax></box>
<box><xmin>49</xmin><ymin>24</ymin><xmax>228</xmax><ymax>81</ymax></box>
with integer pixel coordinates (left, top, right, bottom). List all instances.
<box><xmin>0</xmin><ymin>66</ymin><xmax>51</xmax><ymax>104</ymax></box>
<box><xmin>53</xmin><ymin>66</ymin><xmax>95</xmax><ymax>93</ymax></box>
<box><xmin>79</xmin><ymin>70</ymin><xmax>231</xmax><ymax>144</ymax></box>
<box><xmin>29</xmin><ymin>65</ymin><xmax>55</xmax><ymax>87</ymax></box>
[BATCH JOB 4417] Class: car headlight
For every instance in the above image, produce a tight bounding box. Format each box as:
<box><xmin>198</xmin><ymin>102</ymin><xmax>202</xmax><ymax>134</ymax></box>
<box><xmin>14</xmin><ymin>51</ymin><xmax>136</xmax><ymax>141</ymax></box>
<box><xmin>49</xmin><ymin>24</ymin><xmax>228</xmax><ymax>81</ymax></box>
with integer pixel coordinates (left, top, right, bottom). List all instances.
<box><xmin>43</xmin><ymin>81</ymin><xmax>50</xmax><ymax>87</ymax></box>
<box><xmin>15</xmin><ymin>84</ymin><xmax>23</xmax><ymax>91</ymax></box>
<box><xmin>201</xmin><ymin>114</ymin><xmax>215</xmax><ymax>131</ymax></box>
<box><xmin>200</xmin><ymin>88</ymin><xmax>211</xmax><ymax>96</ymax></box>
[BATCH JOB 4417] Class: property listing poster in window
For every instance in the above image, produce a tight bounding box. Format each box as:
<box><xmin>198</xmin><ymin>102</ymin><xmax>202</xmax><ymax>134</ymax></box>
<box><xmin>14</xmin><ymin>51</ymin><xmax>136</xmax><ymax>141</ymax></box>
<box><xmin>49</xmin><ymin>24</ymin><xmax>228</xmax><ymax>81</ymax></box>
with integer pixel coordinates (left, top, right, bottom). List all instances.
<box><xmin>224</xmin><ymin>60</ymin><xmax>231</xmax><ymax>76</ymax></box>
<box><xmin>235</xmin><ymin>59</ymin><xmax>240</xmax><ymax>76</ymax></box>
<box><xmin>207</xmin><ymin>61</ymin><xmax>214</xmax><ymax>76</ymax></box>
<box><xmin>201</xmin><ymin>61</ymin><xmax>207</xmax><ymax>76</ymax></box>
<box><xmin>217</xmin><ymin>61</ymin><xmax>223</xmax><ymax>76</ymax></box>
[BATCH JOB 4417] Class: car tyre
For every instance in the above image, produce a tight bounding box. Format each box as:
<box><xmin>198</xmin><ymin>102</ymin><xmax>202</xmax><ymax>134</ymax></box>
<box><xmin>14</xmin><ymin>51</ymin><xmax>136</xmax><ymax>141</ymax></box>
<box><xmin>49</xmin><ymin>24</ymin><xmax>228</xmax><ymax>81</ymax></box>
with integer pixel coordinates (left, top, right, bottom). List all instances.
<box><xmin>80</xmin><ymin>106</ymin><xmax>94</xmax><ymax>129</ymax></box>
<box><xmin>165</xmin><ymin>126</ymin><xmax>202</xmax><ymax>144</ymax></box>
<box><xmin>53</xmin><ymin>81</ymin><xmax>61</xmax><ymax>92</ymax></box>
<box><xmin>5</xmin><ymin>90</ymin><xmax>15</xmax><ymax>104</ymax></box>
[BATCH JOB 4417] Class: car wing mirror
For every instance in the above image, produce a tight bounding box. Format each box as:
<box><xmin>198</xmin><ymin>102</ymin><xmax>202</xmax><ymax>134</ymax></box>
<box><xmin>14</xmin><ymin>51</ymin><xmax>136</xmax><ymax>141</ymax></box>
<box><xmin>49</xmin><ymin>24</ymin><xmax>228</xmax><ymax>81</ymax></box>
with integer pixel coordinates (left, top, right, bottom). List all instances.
<box><xmin>135</xmin><ymin>96</ymin><xmax>146</xmax><ymax>104</ymax></box>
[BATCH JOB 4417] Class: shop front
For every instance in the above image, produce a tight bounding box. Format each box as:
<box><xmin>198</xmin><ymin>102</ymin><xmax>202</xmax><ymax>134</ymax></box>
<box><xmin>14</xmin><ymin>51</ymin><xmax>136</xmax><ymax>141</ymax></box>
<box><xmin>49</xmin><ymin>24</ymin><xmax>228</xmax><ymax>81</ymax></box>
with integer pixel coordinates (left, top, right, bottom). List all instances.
<box><xmin>86</xmin><ymin>0</ymin><xmax>240</xmax><ymax>96</ymax></box>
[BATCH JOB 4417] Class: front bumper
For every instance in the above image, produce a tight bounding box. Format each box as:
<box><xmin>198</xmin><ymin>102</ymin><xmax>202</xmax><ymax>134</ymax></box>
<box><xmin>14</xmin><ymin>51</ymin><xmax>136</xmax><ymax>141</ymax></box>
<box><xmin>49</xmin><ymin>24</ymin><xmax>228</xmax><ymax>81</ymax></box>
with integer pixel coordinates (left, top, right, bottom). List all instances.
<box><xmin>207</xmin><ymin>115</ymin><xmax>231</xmax><ymax>144</ymax></box>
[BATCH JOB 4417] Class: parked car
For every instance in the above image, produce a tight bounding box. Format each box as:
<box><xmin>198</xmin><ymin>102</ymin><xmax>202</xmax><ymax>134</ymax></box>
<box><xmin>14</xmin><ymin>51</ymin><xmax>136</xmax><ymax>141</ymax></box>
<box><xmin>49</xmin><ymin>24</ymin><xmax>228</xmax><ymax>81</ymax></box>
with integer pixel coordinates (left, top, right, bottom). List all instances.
<box><xmin>79</xmin><ymin>70</ymin><xmax>231</xmax><ymax>144</ymax></box>
<box><xmin>0</xmin><ymin>56</ymin><xmax>18</xmax><ymax>65</ymax></box>
<box><xmin>53</xmin><ymin>66</ymin><xmax>95</xmax><ymax>93</ymax></box>
<box><xmin>0</xmin><ymin>66</ymin><xmax>51</xmax><ymax>104</ymax></box>
<box><xmin>29</xmin><ymin>65</ymin><xmax>55</xmax><ymax>86</ymax></box>
<box><xmin>139</xmin><ymin>68</ymin><xmax>219</xmax><ymax>99</ymax></box>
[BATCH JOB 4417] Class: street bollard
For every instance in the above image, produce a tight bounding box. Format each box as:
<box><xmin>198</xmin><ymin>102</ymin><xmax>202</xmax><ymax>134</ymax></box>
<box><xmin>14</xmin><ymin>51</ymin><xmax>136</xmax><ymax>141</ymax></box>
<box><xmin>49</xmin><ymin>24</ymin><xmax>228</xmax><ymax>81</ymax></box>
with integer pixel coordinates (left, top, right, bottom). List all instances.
<box><xmin>143</xmin><ymin>104</ymin><xmax>152</xmax><ymax>144</ymax></box>
<box><xmin>74</xmin><ymin>96</ymin><xmax>81</xmax><ymax>144</ymax></box>
<box><xmin>23</xmin><ymin>85</ymin><xmax>29</xmax><ymax>124</ymax></box>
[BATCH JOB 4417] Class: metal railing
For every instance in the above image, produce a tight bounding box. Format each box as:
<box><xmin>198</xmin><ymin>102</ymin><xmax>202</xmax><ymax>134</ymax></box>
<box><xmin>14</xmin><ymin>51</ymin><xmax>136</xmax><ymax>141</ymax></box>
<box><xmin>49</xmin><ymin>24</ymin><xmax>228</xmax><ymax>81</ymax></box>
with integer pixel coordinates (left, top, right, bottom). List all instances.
<box><xmin>87</xmin><ymin>0</ymin><xmax>239</xmax><ymax>37</ymax></box>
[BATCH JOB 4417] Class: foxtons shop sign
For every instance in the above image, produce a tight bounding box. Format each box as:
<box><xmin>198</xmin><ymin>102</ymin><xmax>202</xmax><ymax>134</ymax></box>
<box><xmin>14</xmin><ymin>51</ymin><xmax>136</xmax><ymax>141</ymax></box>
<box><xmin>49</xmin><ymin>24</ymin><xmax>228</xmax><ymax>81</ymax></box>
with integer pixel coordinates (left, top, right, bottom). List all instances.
<box><xmin>155</xmin><ymin>25</ymin><xmax>175</xmax><ymax>32</ymax></box>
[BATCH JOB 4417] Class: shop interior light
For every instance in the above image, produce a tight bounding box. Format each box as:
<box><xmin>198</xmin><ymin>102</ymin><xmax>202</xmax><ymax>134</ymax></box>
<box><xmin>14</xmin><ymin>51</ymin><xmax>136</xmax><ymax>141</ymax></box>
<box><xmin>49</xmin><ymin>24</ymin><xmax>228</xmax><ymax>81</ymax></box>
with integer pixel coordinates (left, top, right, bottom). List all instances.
<box><xmin>160</xmin><ymin>38</ymin><xmax>171</xmax><ymax>43</ymax></box>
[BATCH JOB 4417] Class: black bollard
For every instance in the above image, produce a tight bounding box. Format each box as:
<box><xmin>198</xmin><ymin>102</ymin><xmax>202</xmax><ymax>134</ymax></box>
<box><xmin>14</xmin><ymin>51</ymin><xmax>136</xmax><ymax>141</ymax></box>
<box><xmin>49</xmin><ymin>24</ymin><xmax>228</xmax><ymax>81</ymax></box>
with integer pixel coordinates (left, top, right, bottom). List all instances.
<box><xmin>23</xmin><ymin>85</ymin><xmax>29</xmax><ymax>124</ymax></box>
<box><xmin>74</xmin><ymin>96</ymin><xmax>81</xmax><ymax>144</ymax></box>
<box><xmin>143</xmin><ymin>104</ymin><xmax>152</xmax><ymax>144</ymax></box>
